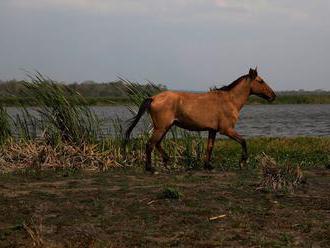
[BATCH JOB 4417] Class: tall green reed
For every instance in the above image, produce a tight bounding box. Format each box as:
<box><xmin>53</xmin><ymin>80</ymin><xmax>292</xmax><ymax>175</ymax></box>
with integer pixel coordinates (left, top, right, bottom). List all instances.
<box><xmin>0</xmin><ymin>105</ymin><xmax>12</xmax><ymax>145</ymax></box>
<box><xmin>22</xmin><ymin>72</ymin><xmax>101</xmax><ymax>145</ymax></box>
<box><xmin>13</xmin><ymin>108</ymin><xmax>38</xmax><ymax>141</ymax></box>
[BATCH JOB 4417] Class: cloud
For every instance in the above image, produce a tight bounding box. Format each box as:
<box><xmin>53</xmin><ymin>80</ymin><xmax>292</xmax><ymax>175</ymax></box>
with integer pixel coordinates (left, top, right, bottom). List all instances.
<box><xmin>5</xmin><ymin>0</ymin><xmax>317</xmax><ymax>25</ymax></box>
<box><xmin>0</xmin><ymin>0</ymin><xmax>329</xmax><ymax>89</ymax></box>
<box><xmin>8</xmin><ymin>0</ymin><xmax>143</xmax><ymax>13</ymax></box>
<box><xmin>1</xmin><ymin>0</ymin><xmax>296</xmax><ymax>15</ymax></box>
<box><xmin>214</xmin><ymin>0</ymin><xmax>227</xmax><ymax>7</ymax></box>
<box><xmin>213</xmin><ymin>0</ymin><xmax>312</xmax><ymax>21</ymax></box>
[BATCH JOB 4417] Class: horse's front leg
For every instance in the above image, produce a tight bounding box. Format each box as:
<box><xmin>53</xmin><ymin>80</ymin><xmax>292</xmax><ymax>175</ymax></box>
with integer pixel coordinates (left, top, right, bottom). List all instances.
<box><xmin>224</xmin><ymin>128</ymin><xmax>248</xmax><ymax>169</ymax></box>
<box><xmin>204</xmin><ymin>130</ymin><xmax>217</xmax><ymax>170</ymax></box>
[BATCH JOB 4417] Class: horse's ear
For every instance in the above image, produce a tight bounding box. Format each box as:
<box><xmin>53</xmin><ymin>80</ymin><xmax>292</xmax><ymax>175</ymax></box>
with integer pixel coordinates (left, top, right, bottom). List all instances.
<box><xmin>249</xmin><ymin>68</ymin><xmax>257</xmax><ymax>79</ymax></box>
<box><xmin>255</xmin><ymin>66</ymin><xmax>258</xmax><ymax>75</ymax></box>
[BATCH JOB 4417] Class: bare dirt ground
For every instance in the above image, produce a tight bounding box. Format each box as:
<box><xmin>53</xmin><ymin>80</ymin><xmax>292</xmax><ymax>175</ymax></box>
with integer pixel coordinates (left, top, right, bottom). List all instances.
<box><xmin>0</xmin><ymin>168</ymin><xmax>329</xmax><ymax>247</ymax></box>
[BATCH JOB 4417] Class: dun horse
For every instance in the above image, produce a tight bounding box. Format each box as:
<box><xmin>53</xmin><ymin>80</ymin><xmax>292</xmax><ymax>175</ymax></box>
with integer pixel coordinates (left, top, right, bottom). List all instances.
<box><xmin>125</xmin><ymin>68</ymin><xmax>276</xmax><ymax>173</ymax></box>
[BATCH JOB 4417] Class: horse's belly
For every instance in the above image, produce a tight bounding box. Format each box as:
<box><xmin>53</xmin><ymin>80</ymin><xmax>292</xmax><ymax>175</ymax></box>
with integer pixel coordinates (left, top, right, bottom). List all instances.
<box><xmin>173</xmin><ymin>118</ymin><xmax>216</xmax><ymax>131</ymax></box>
<box><xmin>176</xmin><ymin>99</ymin><xmax>220</xmax><ymax>125</ymax></box>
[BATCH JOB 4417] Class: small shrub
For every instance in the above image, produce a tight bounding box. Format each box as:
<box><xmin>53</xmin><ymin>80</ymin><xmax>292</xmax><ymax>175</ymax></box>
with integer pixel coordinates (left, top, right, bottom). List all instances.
<box><xmin>325</xmin><ymin>155</ymin><xmax>330</xmax><ymax>169</ymax></box>
<box><xmin>257</xmin><ymin>153</ymin><xmax>304</xmax><ymax>192</ymax></box>
<box><xmin>159</xmin><ymin>187</ymin><xmax>182</xmax><ymax>200</ymax></box>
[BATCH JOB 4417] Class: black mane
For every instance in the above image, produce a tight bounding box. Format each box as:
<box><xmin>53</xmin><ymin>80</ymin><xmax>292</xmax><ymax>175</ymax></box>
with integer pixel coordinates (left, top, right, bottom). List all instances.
<box><xmin>212</xmin><ymin>74</ymin><xmax>249</xmax><ymax>91</ymax></box>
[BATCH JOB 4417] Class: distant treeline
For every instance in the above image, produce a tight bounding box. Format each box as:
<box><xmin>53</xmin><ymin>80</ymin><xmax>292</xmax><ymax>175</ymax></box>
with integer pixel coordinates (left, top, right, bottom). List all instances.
<box><xmin>0</xmin><ymin>79</ymin><xmax>167</xmax><ymax>97</ymax></box>
<box><xmin>0</xmin><ymin>79</ymin><xmax>166</xmax><ymax>106</ymax></box>
<box><xmin>248</xmin><ymin>95</ymin><xmax>330</xmax><ymax>104</ymax></box>
<box><xmin>0</xmin><ymin>79</ymin><xmax>329</xmax><ymax>106</ymax></box>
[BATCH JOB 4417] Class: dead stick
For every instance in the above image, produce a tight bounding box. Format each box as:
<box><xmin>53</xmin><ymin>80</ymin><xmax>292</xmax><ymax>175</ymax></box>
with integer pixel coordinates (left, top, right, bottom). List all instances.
<box><xmin>147</xmin><ymin>200</ymin><xmax>158</xmax><ymax>205</ymax></box>
<box><xmin>209</xmin><ymin>214</ymin><xmax>226</xmax><ymax>221</ymax></box>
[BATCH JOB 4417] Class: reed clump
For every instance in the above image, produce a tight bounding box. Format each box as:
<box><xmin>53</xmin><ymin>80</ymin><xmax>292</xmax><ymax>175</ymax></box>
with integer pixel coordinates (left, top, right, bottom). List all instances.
<box><xmin>257</xmin><ymin>153</ymin><xmax>304</xmax><ymax>192</ymax></box>
<box><xmin>0</xmin><ymin>73</ymin><xmax>119</xmax><ymax>173</ymax></box>
<box><xmin>22</xmin><ymin>72</ymin><xmax>101</xmax><ymax>145</ymax></box>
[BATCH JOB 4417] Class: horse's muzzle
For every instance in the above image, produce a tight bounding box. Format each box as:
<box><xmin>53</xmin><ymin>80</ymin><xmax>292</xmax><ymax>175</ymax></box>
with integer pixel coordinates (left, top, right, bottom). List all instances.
<box><xmin>267</xmin><ymin>92</ymin><xmax>276</xmax><ymax>102</ymax></box>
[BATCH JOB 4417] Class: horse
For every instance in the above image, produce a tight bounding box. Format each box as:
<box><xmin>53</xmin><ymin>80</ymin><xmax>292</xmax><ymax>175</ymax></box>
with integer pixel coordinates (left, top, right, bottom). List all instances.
<box><xmin>124</xmin><ymin>68</ymin><xmax>276</xmax><ymax>173</ymax></box>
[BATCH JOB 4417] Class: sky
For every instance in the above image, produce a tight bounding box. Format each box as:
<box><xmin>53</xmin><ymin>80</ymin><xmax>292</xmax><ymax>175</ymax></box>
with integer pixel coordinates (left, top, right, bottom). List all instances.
<box><xmin>0</xmin><ymin>0</ymin><xmax>329</xmax><ymax>91</ymax></box>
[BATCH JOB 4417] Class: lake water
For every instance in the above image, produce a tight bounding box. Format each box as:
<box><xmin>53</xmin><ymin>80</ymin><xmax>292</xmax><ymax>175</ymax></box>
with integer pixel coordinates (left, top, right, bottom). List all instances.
<box><xmin>7</xmin><ymin>104</ymin><xmax>330</xmax><ymax>137</ymax></box>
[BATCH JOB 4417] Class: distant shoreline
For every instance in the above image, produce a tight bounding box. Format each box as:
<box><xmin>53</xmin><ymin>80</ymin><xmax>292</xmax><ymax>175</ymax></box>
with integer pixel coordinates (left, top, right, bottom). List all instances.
<box><xmin>1</xmin><ymin>94</ymin><xmax>330</xmax><ymax>106</ymax></box>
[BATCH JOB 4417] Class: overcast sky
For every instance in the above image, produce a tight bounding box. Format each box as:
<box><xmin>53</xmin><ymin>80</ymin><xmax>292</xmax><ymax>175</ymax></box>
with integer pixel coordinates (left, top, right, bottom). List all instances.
<box><xmin>0</xmin><ymin>0</ymin><xmax>329</xmax><ymax>90</ymax></box>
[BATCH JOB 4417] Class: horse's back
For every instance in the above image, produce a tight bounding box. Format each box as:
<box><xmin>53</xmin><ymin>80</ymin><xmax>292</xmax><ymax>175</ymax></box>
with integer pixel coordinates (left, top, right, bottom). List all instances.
<box><xmin>151</xmin><ymin>90</ymin><xmax>217</xmax><ymax>110</ymax></box>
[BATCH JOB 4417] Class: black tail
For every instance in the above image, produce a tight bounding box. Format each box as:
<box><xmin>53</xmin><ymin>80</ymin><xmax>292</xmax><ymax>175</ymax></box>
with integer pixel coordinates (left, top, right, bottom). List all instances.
<box><xmin>123</xmin><ymin>98</ymin><xmax>153</xmax><ymax>147</ymax></box>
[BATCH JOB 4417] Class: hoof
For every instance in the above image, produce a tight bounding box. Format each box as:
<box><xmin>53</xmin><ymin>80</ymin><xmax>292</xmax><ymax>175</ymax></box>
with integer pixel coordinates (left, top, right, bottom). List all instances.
<box><xmin>146</xmin><ymin>166</ymin><xmax>158</xmax><ymax>174</ymax></box>
<box><xmin>163</xmin><ymin>157</ymin><xmax>170</xmax><ymax>165</ymax></box>
<box><xmin>239</xmin><ymin>160</ymin><xmax>247</xmax><ymax>169</ymax></box>
<box><xmin>204</xmin><ymin>162</ymin><xmax>215</xmax><ymax>171</ymax></box>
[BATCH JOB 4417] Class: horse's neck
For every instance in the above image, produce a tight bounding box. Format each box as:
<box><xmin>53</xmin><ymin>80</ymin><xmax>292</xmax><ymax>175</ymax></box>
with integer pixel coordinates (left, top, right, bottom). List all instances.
<box><xmin>229</xmin><ymin>79</ymin><xmax>251</xmax><ymax>111</ymax></box>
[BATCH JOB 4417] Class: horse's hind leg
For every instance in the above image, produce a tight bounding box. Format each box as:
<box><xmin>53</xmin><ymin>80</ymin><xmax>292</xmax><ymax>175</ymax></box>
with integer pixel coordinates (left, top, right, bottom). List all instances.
<box><xmin>146</xmin><ymin>128</ymin><xmax>167</xmax><ymax>173</ymax></box>
<box><xmin>224</xmin><ymin>128</ymin><xmax>247</xmax><ymax>169</ymax></box>
<box><xmin>204</xmin><ymin>130</ymin><xmax>216</xmax><ymax>170</ymax></box>
<box><xmin>155</xmin><ymin>126</ymin><xmax>171</xmax><ymax>167</ymax></box>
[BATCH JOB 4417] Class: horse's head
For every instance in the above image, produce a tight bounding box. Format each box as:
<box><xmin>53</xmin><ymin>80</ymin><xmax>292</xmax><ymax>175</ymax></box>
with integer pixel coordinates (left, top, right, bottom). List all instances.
<box><xmin>248</xmin><ymin>68</ymin><xmax>276</xmax><ymax>102</ymax></box>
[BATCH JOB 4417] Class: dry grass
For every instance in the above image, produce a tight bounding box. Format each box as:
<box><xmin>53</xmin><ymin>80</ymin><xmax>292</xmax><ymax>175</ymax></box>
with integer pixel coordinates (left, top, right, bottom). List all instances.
<box><xmin>0</xmin><ymin>140</ymin><xmax>121</xmax><ymax>173</ymax></box>
<box><xmin>257</xmin><ymin>153</ymin><xmax>304</xmax><ymax>192</ymax></box>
